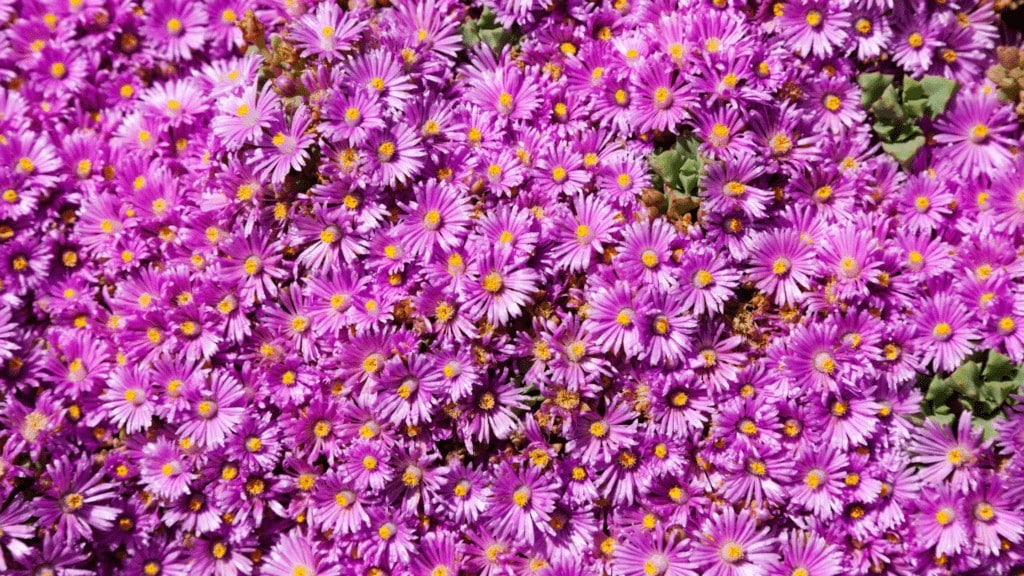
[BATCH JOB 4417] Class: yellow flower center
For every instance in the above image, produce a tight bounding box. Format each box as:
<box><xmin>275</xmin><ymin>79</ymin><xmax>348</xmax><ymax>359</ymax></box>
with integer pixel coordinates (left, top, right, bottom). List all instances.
<box><xmin>671</xmin><ymin>391</ymin><xmax>688</xmax><ymax>407</ymax></box>
<box><xmin>932</xmin><ymin>322</ymin><xmax>952</xmax><ymax>340</ymax></box>
<box><xmin>908</xmin><ymin>33</ymin><xmax>923</xmax><ymax>48</ymax></box>
<box><xmin>62</xmin><ymin>492</ymin><xmax>84</xmax><ymax>512</ymax></box>
<box><xmin>974</xmin><ymin>503</ymin><xmax>995</xmax><ymax>522</ymax></box>
<box><xmin>482</xmin><ymin>271</ymin><xmax>503</xmax><ymax>293</ymax></box>
<box><xmin>166</xmin><ymin>18</ymin><xmax>183</xmax><ymax>35</ymax></box>
<box><xmin>805</xmin><ymin>10</ymin><xmax>822</xmax><ymax>26</ymax></box>
<box><xmin>824</xmin><ymin>95</ymin><xmax>841</xmax><ymax>111</ymax></box>
<box><xmin>935</xmin><ymin>508</ymin><xmax>955</xmax><ymax>526</ymax></box>
<box><xmin>513</xmin><ymin>487</ymin><xmax>531</xmax><ymax>507</ymax></box>
<box><xmin>725</xmin><ymin>181</ymin><xmax>746</xmax><ymax>196</ymax></box>
<box><xmin>998</xmin><ymin>316</ymin><xmax>1016</xmax><ymax>333</ymax></box>
<box><xmin>616</xmin><ymin>309</ymin><xmax>633</xmax><ymax>326</ymax></box>
<box><xmin>773</xmin><ymin>257</ymin><xmax>791</xmax><ymax>276</ymax></box>
<box><xmin>720</xmin><ymin>542</ymin><xmax>744</xmax><ymax>563</ymax></box>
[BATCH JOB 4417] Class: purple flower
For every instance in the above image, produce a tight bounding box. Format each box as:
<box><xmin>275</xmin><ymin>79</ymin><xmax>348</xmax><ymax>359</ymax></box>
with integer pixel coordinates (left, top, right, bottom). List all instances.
<box><xmin>911</xmin><ymin>412</ymin><xmax>986</xmax><ymax>493</ymax></box>
<box><xmin>914</xmin><ymin>292</ymin><xmax>978</xmax><ymax>373</ymax></box>
<box><xmin>292</xmin><ymin>1</ymin><xmax>366</xmax><ymax>61</ymax></box>
<box><xmin>486</xmin><ymin>462</ymin><xmax>560</xmax><ymax>546</ymax></box>
<box><xmin>692</xmin><ymin>507</ymin><xmax>778</xmax><ymax>576</ymax></box>
<box><xmin>464</xmin><ymin>248</ymin><xmax>540</xmax><ymax>326</ymax></box>
<box><xmin>36</xmin><ymin>457</ymin><xmax>118</xmax><ymax>543</ymax></box>
<box><xmin>255</xmin><ymin>105</ymin><xmax>315</xmax><ymax>185</ymax></box>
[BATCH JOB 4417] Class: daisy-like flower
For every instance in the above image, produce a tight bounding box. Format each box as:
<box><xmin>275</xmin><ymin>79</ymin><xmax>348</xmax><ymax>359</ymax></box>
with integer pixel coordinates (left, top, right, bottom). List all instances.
<box><xmin>144</xmin><ymin>0</ymin><xmax>208</xmax><ymax>61</ymax></box>
<box><xmin>819</xmin><ymin>226</ymin><xmax>881</xmax><ymax>302</ymax></box>
<box><xmin>805</xmin><ymin>76</ymin><xmax>864</xmax><ymax>134</ymax></box>
<box><xmin>367</xmin><ymin>124</ymin><xmax>426</xmax><ymax>187</ymax></box>
<box><xmin>262</xmin><ymin>529</ymin><xmax>341</xmax><ymax>576</ymax></box>
<box><xmin>779</xmin><ymin>0</ymin><xmax>850</xmax><ymax>58</ymax></box>
<box><xmin>849</xmin><ymin>10</ymin><xmax>891</xmax><ymax>60</ymax></box>
<box><xmin>692</xmin><ymin>507</ymin><xmax>778</xmax><ymax>576</ymax></box>
<box><xmin>678</xmin><ymin>247</ymin><xmax>740</xmax><ymax>315</ymax></box>
<box><xmin>616</xmin><ymin>219</ymin><xmax>677</xmax><ymax>290</ymax></box>
<box><xmin>934</xmin><ymin>87</ymin><xmax>1016</xmax><ymax>179</ymax></box>
<box><xmin>142</xmin><ymin>78</ymin><xmax>208</xmax><ymax>129</ymax></box>
<box><xmin>101</xmin><ymin>366</ymin><xmax>155</xmax><ymax>435</ymax></box>
<box><xmin>968</xmin><ymin>478</ymin><xmax>1024</xmax><ymax>556</ymax></box>
<box><xmin>349</xmin><ymin>49</ymin><xmax>414</xmax><ymax>108</ymax></box>
<box><xmin>911</xmin><ymin>412</ymin><xmax>986</xmax><ymax>493</ymax></box>
<box><xmin>256</xmin><ymin>105</ymin><xmax>315</xmax><ymax>185</ymax></box>
<box><xmin>552</xmin><ymin>194</ymin><xmax>617</xmax><ymax>273</ymax></box>
<box><xmin>567</xmin><ymin>400</ymin><xmax>638</xmax><ymax>465</ymax></box>
<box><xmin>212</xmin><ymin>83</ymin><xmax>280</xmax><ymax>150</ymax></box>
<box><xmin>635</xmin><ymin>288</ymin><xmax>693</xmax><ymax>367</ymax></box>
<box><xmin>914</xmin><ymin>292</ymin><xmax>979</xmax><ymax>373</ymax></box>
<box><xmin>486</xmin><ymin>462</ymin><xmax>560</xmax><ymax>547</ymax></box>
<box><xmin>398</xmin><ymin>180</ymin><xmax>470</xmax><ymax>262</ymax></box>
<box><xmin>36</xmin><ymin>456</ymin><xmax>118</xmax><ymax>543</ymax></box>
<box><xmin>217</xmin><ymin>231</ymin><xmax>287</xmax><ymax>305</ymax></box>
<box><xmin>892</xmin><ymin>19</ymin><xmax>941</xmax><ymax>74</ymax></box>
<box><xmin>587</xmin><ymin>280</ymin><xmax>642</xmax><ymax>358</ymax></box>
<box><xmin>139</xmin><ymin>438</ymin><xmax>192</xmax><ymax>499</ymax></box>
<box><xmin>701</xmin><ymin>154</ymin><xmax>772</xmax><ymax>219</ymax></box>
<box><xmin>789</xmin><ymin>445</ymin><xmax>848</xmax><ymax>520</ymax></box>
<box><xmin>535</xmin><ymin>143</ymin><xmax>589</xmax><ymax>197</ymax></box>
<box><xmin>176</xmin><ymin>369</ymin><xmax>246</xmax><ymax>449</ymax></box>
<box><xmin>747</xmin><ymin>229</ymin><xmax>816</xmax><ymax>307</ymax></box>
<box><xmin>613</xmin><ymin>530</ymin><xmax>697</xmax><ymax>576</ymax></box>
<box><xmin>773</xmin><ymin>531</ymin><xmax>842</xmax><ymax>576</ymax></box>
<box><xmin>292</xmin><ymin>1</ymin><xmax>366</xmax><ymax>61</ymax></box>
<box><xmin>463</xmin><ymin>248</ymin><xmax>540</xmax><ymax>326</ymax></box>
<box><xmin>469</xmin><ymin>65</ymin><xmax>542</xmax><ymax>121</ymax></box>
<box><xmin>785</xmin><ymin>323</ymin><xmax>857</xmax><ymax>397</ymax></box>
<box><xmin>322</xmin><ymin>89</ymin><xmax>386</xmax><ymax>145</ymax></box>
<box><xmin>899</xmin><ymin>174</ymin><xmax>955</xmax><ymax>233</ymax></box>
<box><xmin>630</xmin><ymin>60</ymin><xmax>692</xmax><ymax>133</ymax></box>
<box><xmin>478</xmin><ymin>148</ymin><xmax>526</xmax><ymax>196</ymax></box>
<box><xmin>914</xmin><ymin>484</ymin><xmax>970</xmax><ymax>558</ymax></box>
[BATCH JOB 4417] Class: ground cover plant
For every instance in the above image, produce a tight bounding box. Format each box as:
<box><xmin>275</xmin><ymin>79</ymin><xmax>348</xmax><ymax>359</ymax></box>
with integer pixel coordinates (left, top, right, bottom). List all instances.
<box><xmin>1</xmin><ymin>0</ymin><xmax>1024</xmax><ymax>574</ymax></box>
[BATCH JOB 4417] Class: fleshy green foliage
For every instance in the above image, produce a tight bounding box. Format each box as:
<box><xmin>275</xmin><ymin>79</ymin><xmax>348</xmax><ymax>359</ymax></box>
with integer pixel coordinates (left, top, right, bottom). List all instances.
<box><xmin>647</xmin><ymin>134</ymin><xmax>703</xmax><ymax>222</ymax></box>
<box><xmin>461</xmin><ymin>8</ymin><xmax>519</xmax><ymax>52</ymax></box>
<box><xmin>987</xmin><ymin>46</ymin><xmax>1024</xmax><ymax>110</ymax></box>
<box><xmin>857</xmin><ymin>73</ymin><xmax>959</xmax><ymax>164</ymax></box>
<box><xmin>920</xmin><ymin>350</ymin><xmax>1024</xmax><ymax>439</ymax></box>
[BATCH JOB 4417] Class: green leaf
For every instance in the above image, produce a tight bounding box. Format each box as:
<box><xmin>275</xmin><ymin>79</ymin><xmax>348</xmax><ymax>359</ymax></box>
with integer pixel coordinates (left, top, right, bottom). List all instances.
<box><xmin>902</xmin><ymin>97</ymin><xmax>928</xmax><ymax>121</ymax></box>
<box><xmin>948</xmin><ymin>361</ymin><xmax>982</xmax><ymax>397</ymax></box>
<box><xmin>870</xmin><ymin>85</ymin><xmax>903</xmax><ymax>121</ymax></box>
<box><xmin>919</xmin><ymin>75</ymin><xmax>959</xmax><ymax>119</ymax></box>
<box><xmin>857</xmin><ymin>72</ymin><xmax>895</xmax><ymax>109</ymax></box>
<box><xmin>930</xmin><ymin>411</ymin><xmax>956</xmax><ymax>426</ymax></box>
<box><xmin>872</xmin><ymin>121</ymin><xmax>897</xmax><ymax>139</ymax></box>
<box><xmin>881</xmin><ymin>136</ymin><xmax>925</xmax><ymax>163</ymax></box>
<box><xmin>973</xmin><ymin>416</ymin><xmax>999</xmax><ymax>441</ymax></box>
<box><xmin>650</xmin><ymin>149</ymin><xmax>685</xmax><ymax>190</ymax></box>
<box><xmin>478</xmin><ymin>27</ymin><xmax>506</xmax><ymax>51</ymax></box>
<box><xmin>983</xmin><ymin>350</ymin><xmax>1015</xmax><ymax>381</ymax></box>
<box><xmin>925</xmin><ymin>374</ymin><xmax>954</xmax><ymax>405</ymax></box>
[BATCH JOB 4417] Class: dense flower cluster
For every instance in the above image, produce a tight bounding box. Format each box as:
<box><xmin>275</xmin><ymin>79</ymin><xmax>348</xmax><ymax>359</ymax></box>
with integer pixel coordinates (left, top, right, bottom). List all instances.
<box><xmin>1</xmin><ymin>0</ymin><xmax>1024</xmax><ymax>574</ymax></box>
